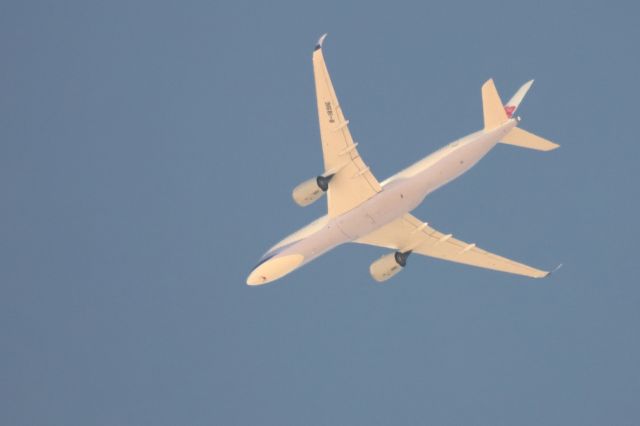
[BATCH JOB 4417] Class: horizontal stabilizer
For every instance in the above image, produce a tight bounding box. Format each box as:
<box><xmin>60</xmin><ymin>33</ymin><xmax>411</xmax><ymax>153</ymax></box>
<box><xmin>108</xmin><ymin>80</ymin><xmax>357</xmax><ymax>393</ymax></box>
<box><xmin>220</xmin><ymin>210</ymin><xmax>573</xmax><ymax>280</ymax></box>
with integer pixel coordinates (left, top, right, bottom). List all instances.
<box><xmin>501</xmin><ymin>127</ymin><xmax>559</xmax><ymax>151</ymax></box>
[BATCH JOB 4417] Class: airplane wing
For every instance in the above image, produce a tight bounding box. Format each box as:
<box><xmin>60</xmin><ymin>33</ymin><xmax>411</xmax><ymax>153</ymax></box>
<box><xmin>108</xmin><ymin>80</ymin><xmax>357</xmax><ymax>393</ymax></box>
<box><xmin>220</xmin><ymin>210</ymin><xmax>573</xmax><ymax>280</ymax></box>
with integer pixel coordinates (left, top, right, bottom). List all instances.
<box><xmin>355</xmin><ymin>213</ymin><xmax>549</xmax><ymax>278</ymax></box>
<box><xmin>313</xmin><ymin>35</ymin><xmax>381</xmax><ymax>218</ymax></box>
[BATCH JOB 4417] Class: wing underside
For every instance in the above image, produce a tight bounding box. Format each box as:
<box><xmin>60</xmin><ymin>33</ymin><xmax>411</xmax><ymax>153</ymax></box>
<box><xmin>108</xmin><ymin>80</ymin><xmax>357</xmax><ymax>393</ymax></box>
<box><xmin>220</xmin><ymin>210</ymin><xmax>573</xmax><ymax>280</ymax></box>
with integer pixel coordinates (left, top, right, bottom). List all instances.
<box><xmin>356</xmin><ymin>213</ymin><xmax>549</xmax><ymax>278</ymax></box>
<box><xmin>312</xmin><ymin>36</ymin><xmax>381</xmax><ymax>218</ymax></box>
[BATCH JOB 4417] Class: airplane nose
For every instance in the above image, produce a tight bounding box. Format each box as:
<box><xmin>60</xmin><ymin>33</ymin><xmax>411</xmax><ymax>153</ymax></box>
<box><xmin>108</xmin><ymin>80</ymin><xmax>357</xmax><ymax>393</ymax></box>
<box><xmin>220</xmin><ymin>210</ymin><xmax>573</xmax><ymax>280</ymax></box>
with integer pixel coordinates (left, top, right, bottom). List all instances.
<box><xmin>246</xmin><ymin>254</ymin><xmax>304</xmax><ymax>286</ymax></box>
<box><xmin>246</xmin><ymin>270</ymin><xmax>269</xmax><ymax>286</ymax></box>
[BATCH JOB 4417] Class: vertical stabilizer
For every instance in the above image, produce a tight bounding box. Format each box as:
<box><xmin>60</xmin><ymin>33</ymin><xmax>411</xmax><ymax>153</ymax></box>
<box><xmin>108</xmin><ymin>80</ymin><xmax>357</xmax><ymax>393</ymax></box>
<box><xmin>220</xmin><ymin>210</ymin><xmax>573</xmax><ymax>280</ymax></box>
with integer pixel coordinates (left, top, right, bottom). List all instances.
<box><xmin>482</xmin><ymin>79</ymin><xmax>508</xmax><ymax>130</ymax></box>
<box><xmin>504</xmin><ymin>80</ymin><xmax>534</xmax><ymax>118</ymax></box>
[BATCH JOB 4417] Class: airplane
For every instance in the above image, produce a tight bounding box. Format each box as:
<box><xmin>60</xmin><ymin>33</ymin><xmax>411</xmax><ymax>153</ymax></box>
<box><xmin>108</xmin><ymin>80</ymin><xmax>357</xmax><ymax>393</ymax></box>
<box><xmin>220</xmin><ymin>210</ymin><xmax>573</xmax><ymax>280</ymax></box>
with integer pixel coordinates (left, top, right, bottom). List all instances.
<box><xmin>246</xmin><ymin>34</ymin><xmax>559</xmax><ymax>286</ymax></box>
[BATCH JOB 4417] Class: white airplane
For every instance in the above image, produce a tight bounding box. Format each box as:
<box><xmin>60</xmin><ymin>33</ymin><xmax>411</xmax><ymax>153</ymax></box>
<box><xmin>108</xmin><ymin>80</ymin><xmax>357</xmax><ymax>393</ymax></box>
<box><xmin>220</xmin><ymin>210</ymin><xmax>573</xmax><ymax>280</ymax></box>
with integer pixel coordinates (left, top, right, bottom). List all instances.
<box><xmin>247</xmin><ymin>34</ymin><xmax>559</xmax><ymax>286</ymax></box>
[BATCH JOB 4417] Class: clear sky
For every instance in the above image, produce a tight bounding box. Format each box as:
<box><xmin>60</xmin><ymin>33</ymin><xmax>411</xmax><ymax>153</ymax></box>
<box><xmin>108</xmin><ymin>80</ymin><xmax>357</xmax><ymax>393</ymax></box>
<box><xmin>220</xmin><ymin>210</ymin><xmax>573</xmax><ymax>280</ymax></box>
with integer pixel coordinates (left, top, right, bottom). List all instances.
<box><xmin>2</xmin><ymin>1</ymin><xmax>639</xmax><ymax>425</ymax></box>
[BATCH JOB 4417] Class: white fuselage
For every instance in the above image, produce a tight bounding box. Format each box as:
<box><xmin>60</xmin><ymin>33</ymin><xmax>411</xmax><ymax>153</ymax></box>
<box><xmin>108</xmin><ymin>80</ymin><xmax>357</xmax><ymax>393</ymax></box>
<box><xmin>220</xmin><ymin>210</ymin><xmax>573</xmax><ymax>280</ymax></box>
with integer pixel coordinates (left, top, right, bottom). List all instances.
<box><xmin>247</xmin><ymin>119</ymin><xmax>517</xmax><ymax>285</ymax></box>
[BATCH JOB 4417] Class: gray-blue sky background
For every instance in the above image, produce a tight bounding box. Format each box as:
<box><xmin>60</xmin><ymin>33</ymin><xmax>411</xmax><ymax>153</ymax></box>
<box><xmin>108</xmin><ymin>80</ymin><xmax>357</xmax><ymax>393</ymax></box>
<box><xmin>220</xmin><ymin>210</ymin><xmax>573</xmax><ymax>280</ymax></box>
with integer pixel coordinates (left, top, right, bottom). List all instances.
<box><xmin>2</xmin><ymin>1</ymin><xmax>639</xmax><ymax>425</ymax></box>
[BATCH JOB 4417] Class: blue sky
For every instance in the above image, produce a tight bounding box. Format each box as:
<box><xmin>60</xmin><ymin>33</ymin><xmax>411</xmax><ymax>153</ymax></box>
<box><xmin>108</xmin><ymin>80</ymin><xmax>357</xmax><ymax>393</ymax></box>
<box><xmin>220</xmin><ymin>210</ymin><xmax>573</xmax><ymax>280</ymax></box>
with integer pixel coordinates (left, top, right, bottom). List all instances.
<box><xmin>1</xmin><ymin>1</ymin><xmax>639</xmax><ymax>425</ymax></box>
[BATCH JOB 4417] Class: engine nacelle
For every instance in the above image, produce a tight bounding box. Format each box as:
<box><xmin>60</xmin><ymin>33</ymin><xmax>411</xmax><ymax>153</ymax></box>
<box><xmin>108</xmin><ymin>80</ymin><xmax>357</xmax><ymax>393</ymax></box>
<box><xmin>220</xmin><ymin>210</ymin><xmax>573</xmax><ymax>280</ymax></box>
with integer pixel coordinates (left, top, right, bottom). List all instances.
<box><xmin>369</xmin><ymin>251</ymin><xmax>411</xmax><ymax>282</ymax></box>
<box><xmin>292</xmin><ymin>175</ymin><xmax>334</xmax><ymax>207</ymax></box>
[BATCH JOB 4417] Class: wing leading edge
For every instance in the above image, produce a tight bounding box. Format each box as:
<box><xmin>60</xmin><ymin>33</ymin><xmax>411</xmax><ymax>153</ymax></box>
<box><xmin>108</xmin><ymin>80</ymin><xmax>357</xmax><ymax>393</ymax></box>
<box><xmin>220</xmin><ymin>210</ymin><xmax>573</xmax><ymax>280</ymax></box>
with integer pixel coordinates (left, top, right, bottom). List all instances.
<box><xmin>312</xmin><ymin>35</ymin><xmax>381</xmax><ymax>218</ymax></box>
<box><xmin>355</xmin><ymin>213</ymin><xmax>549</xmax><ymax>278</ymax></box>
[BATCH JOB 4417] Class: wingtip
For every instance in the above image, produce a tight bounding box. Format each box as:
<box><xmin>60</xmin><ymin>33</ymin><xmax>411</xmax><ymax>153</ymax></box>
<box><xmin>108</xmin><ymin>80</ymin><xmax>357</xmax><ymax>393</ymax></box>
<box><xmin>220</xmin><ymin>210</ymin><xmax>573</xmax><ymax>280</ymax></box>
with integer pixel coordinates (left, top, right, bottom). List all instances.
<box><xmin>544</xmin><ymin>263</ymin><xmax>563</xmax><ymax>278</ymax></box>
<box><xmin>314</xmin><ymin>33</ymin><xmax>328</xmax><ymax>51</ymax></box>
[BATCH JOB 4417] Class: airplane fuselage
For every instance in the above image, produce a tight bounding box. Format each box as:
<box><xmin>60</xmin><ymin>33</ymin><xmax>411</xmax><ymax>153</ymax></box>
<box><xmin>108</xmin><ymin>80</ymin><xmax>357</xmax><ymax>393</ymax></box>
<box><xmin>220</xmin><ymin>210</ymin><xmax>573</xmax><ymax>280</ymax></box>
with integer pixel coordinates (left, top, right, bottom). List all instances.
<box><xmin>246</xmin><ymin>119</ymin><xmax>517</xmax><ymax>285</ymax></box>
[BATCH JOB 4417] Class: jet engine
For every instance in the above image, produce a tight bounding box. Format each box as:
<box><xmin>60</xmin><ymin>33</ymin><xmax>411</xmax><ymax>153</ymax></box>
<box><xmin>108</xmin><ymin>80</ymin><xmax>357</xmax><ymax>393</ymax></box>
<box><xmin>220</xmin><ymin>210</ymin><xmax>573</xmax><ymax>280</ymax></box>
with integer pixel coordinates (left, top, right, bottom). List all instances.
<box><xmin>292</xmin><ymin>174</ymin><xmax>334</xmax><ymax>207</ymax></box>
<box><xmin>369</xmin><ymin>251</ymin><xmax>412</xmax><ymax>282</ymax></box>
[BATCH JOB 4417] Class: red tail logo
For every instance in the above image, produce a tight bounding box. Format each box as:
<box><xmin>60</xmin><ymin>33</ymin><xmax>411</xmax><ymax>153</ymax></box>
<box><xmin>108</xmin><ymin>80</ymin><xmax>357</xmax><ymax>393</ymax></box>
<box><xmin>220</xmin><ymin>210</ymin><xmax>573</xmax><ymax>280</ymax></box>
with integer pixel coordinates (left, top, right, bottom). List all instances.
<box><xmin>504</xmin><ymin>105</ymin><xmax>516</xmax><ymax>118</ymax></box>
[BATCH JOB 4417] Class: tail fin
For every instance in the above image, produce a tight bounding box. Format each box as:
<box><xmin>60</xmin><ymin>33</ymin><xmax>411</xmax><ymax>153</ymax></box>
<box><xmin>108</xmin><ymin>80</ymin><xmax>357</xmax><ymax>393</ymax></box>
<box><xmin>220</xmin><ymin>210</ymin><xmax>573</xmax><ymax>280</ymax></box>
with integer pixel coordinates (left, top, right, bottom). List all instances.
<box><xmin>482</xmin><ymin>79</ymin><xmax>508</xmax><ymax>130</ymax></box>
<box><xmin>501</xmin><ymin>127</ymin><xmax>559</xmax><ymax>151</ymax></box>
<box><xmin>504</xmin><ymin>80</ymin><xmax>534</xmax><ymax>118</ymax></box>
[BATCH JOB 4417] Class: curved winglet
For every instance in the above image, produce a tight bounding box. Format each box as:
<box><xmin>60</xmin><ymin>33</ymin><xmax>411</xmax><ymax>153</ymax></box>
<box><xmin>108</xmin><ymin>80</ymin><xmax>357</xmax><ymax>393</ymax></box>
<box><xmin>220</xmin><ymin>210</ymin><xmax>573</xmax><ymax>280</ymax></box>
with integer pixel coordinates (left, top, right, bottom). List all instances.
<box><xmin>315</xmin><ymin>33</ymin><xmax>328</xmax><ymax>51</ymax></box>
<box><xmin>545</xmin><ymin>263</ymin><xmax>563</xmax><ymax>278</ymax></box>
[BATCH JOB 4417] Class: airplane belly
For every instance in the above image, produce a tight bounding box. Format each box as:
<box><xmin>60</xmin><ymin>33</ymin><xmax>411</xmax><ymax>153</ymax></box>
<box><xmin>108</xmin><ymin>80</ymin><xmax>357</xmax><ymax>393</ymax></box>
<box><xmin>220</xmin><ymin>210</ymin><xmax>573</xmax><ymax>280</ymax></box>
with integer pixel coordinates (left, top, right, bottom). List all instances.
<box><xmin>279</xmin><ymin>223</ymin><xmax>348</xmax><ymax>268</ymax></box>
<box><xmin>335</xmin><ymin>185</ymin><xmax>416</xmax><ymax>240</ymax></box>
<box><xmin>335</xmin><ymin>206</ymin><xmax>378</xmax><ymax>240</ymax></box>
<box><xmin>415</xmin><ymin>137</ymin><xmax>498</xmax><ymax>197</ymax></box>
